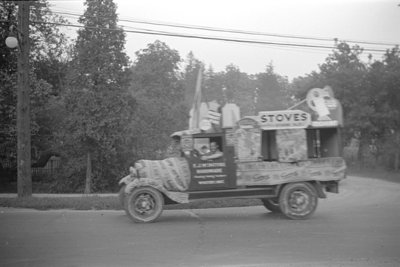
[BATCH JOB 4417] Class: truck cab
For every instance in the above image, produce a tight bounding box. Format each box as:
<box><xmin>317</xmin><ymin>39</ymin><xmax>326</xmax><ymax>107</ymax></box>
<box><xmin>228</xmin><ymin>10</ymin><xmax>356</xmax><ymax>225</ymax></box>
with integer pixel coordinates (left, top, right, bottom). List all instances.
<box><xmin>185</xmin><ymin>132</ymin><xmax>236</xmax><ymax>191</ymax></box>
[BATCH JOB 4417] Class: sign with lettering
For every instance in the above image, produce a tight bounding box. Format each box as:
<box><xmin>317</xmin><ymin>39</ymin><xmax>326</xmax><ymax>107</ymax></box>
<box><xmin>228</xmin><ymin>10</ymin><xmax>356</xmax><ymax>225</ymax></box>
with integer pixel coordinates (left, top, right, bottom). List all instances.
<box><xmin>236</xmin><ymin>157</ymin><xmax>346</xmax><ymax>186</ymax></box>
<box><xmin>189</xmin><ymin>161</ymin><xmax>229</xmax><ymax>190</ymax></box>
<box><xmin>258</xmin><ymin>110</ymin><xmax>311</xmax><ymax>129</ymax></box>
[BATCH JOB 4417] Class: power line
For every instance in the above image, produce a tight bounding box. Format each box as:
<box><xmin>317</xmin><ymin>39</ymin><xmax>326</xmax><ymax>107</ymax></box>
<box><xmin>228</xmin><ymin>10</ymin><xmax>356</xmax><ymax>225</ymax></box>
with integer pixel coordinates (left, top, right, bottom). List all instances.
<box><xmin>42</xmin><ymin>14</ymin><xmax>389</xmax><ymax>57</ymax></box>
<box><xmin>51</xmin><ymin>10</ymin><xmax>335</xmax><ymax>42</ymax></box>
<box><xmin>0</xmin><ymin>17</ymin><xmax>392</xmax><ymax>54</ymax></box>
<box><xmin>9</xmin><ymin>5</ymin><xmax>396</xmax><ymax>51</ymax></box>
<box><xmin>50</xmin><ymin>9</ymin><xmax>400</xmax><ymax>48</ymax></box>
<box><xmin>28</xmin><ymin>20</ymin><xmax>390</xmax><ymax>53</ymax></box>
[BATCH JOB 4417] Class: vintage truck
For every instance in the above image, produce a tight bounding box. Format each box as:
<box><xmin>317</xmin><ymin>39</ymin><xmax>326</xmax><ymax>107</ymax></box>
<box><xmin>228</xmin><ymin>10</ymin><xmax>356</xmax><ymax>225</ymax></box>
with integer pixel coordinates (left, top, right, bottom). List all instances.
<box><xmin>118</xmin><ymin>86</ymin><xmax>346</xmax><ymax>223</ymax></box>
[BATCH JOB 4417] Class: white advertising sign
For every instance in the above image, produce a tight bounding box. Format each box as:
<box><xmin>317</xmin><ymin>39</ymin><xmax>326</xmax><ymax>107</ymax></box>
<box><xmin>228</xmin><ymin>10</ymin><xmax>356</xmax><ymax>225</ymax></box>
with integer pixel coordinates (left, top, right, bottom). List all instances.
<box><xmin>258</xmin><ymin>110</ymin><xmax>311</xmax><ymax>129</ymax></box>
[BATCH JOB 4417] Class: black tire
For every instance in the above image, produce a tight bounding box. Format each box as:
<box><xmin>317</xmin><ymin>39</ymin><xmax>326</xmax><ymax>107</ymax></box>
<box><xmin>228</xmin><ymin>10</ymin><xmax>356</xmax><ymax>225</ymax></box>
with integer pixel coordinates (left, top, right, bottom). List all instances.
<box><xmin>261</xmin><ymin>198</ymin><xmax>281</xmax><ymax>213</ymax></box>
<box><xmin>279</xmin><ymin>182</ymin><xmax>318</xmax><ymax>220</ymax></box>
<box><xmin>125</xmin><ymin>186</ymin><xmax>164</xmax><ymax>223</ymax></box>
<box><xmin>118</xmin><ymin>185</ymin><xmax>126</xmax><ymax>208</ymax></box>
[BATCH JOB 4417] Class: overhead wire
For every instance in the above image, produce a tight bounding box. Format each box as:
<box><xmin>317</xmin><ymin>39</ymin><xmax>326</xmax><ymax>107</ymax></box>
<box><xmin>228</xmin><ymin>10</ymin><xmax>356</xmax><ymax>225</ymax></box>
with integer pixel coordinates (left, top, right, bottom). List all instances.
<box><xmin>1</xmin><ymin>6</ymin><xmax>395</xmax><ymax>57</ymax></box>
<box><xmin>26</xmin><ymin>19</ymin><xmax>390</xmax><ymax>54</ymax></box>
<box><xmin>49</xmin><ymin>9</ymin><xmax>396</xmax><ymax>59</ymax></box>
<box><xmin>0</xmin><ymin>18</ymin><xmax>390</xmax><ymax>57</ymax></box>
<box><xmin>50</xmin><ymin>9</ymin><xmax>399</xmax><ymax>48</ymax></box>
<box><xmin>40</xmin><ymin>6</ymin><xmax>400</xmax><ymax>51</ymax></box>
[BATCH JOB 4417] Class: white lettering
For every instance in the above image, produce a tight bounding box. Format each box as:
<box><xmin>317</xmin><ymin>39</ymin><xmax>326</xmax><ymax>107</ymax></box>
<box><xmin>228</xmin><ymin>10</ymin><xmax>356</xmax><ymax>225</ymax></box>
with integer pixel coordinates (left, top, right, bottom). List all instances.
<box><xmin>196</xmin><ymin>168</ymin><xmax>223</xmax><ymax>174</ymax></box>
<box><xmin>259</xmin><ymin>110</ymin><xmax>311</xmax><ymax>129</ymax></box>
<box><xmin>199</xmin><ymin>180</ymin><xmax>224</xmax><ymax>184</ymax></box>
<box><xmin>193</xmin><ymin>162</ymin><xmax>226</xmax><ymax>168</ymax></box>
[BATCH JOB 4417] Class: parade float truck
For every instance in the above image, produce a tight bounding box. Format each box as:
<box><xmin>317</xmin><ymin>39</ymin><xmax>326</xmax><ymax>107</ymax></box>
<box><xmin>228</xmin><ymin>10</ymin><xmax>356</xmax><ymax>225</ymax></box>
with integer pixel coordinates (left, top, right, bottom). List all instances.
<box><xmin>119</xmin><ymin>86</ymin><xmax>346</xmax><ymax>223</ymax></box>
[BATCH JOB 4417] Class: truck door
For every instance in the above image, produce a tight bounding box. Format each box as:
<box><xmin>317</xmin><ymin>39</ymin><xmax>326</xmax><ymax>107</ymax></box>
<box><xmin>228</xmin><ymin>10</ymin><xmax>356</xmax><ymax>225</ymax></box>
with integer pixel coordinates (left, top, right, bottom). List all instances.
<box><xmin>187</xmin><ymin>133</ymin><xmax>236</xmax><ymax>191</ymax></box>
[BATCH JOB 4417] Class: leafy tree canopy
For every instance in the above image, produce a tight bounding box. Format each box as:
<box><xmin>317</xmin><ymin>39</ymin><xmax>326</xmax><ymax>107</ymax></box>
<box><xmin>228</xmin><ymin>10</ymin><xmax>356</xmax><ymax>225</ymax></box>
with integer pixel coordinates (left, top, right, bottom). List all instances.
<box><xmin>58</xmin><ymin>0</ymin><xmax>135</xmax><ymax>192</ymax></box>
<box><xmin>129</xmin><ymin>40</ymin><xmax>186</xmax><ymax>158</ymax></box>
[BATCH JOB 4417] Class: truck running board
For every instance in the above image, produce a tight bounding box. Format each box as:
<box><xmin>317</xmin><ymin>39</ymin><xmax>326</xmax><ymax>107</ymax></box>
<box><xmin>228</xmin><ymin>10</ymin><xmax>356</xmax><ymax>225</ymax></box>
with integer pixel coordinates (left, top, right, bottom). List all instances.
<box><xmin>188</xmin><ymin>187</ymin><xmax>278</xmax><ymax>202</ymax></box>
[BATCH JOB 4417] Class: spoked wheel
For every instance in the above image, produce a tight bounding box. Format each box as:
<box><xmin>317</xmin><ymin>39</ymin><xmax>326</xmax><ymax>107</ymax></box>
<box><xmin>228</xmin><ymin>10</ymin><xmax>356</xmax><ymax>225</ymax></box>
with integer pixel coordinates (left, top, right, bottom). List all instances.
<box><xmin>261</xmin><ymin>198</ymin><xmax>281</xmax><ymax>213</ymax></box>
<box><xmin>279</xmin><ymin>182</ymin><xmax>318</xmax><ymax>220</ymax></box>
<box><xmin>125</xmin><ymin>186</ymin><xmax>164</xmax><ymax>223</ymax></box>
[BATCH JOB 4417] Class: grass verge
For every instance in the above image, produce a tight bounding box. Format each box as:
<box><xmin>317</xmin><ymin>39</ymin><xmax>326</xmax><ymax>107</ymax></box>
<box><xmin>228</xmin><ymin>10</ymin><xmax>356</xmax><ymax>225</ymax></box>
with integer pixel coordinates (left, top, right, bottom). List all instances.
<box><xmin>0</xmin><ymin>196</ymin><xmax>121</xmax><ymax>210</ymax></box>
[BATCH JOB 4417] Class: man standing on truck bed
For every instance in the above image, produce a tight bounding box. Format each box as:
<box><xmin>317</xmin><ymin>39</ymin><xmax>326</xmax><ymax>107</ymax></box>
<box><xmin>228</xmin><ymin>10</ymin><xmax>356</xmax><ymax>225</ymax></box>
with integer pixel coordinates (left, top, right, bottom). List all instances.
<box><xmin>201</xmin><ymin>141</ymin><xmax>223</xmax><ymax>160</ymax></box>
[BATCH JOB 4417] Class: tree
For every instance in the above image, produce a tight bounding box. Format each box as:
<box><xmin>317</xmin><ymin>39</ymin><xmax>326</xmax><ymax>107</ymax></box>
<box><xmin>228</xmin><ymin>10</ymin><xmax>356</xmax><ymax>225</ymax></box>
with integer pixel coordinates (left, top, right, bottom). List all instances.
<box><xmin>60</xmin><ymin>0</ymin><xmax>136</xmax><ymax>193</ymax></box>
<box><xmin>0</xmin><ymin>1</ymin><xmax>69</xmax><ymax>185</ymax></box>
<box><xmin>380</xmin><ymin>47</ymin><xmax>400</xmax><ymax>171</ymax></box>
<box><xmin>130</xmin><ymin>40</ymin><xmax>186</xmax><ymax>159</ymax></box>
<box><xmin>183</xmin><ymin>53</ymin><xmax>226</xmax><ymax>114</ymax></box>
<box><xmin>131</xmin><ymin>40</ymin><xmax>183</xmax><ymax>102</ymax></box>
<box><xmin>219</xmin><ymin>64</ymin><xmax>255</xmax><ymax>116</ymax></box>
<box><xmin>203</xmin><ymin>66</ymin><xmax>224</xmax><ymax>105</ymax></box>
<box><xmin>366</xmin><ymin>46</ymin><xmax>400</xmax><ymax>170</ymax></box>
<box><xmin>255</xmin><ymin>63</ymin><xmax>290</xmax><ymax>112</ymax></box>
<box><xmin>290</xmin><ymin>42</ymin><xmax>394</xmax><ymax>169</ymax></box>
<box><xmin>315</xmin><ymin>42</ymin><xmax>373</xmax><ymax>166</ymax></box>
<box><xmin>29</xmin><ymin>0</ymin><xmax>71</xmax><ymax>95</ymax></box>
<box><xmin>0</xmin><ymin>1</ymin><xmax>17</xmax><ymax>163</ymax></box>
<box><xmin>1</xmin><ymin>0</ymin><xmax>70</xmax><ymax>86</ymax></box>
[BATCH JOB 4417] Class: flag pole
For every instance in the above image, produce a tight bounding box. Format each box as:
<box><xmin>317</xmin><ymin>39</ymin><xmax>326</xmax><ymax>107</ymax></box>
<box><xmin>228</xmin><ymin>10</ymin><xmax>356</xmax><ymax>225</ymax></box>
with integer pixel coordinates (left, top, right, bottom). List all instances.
<box><xmin>189</xmin><ymin>65</ymin><xmax>203</xmax><ymax>130</ymax></box>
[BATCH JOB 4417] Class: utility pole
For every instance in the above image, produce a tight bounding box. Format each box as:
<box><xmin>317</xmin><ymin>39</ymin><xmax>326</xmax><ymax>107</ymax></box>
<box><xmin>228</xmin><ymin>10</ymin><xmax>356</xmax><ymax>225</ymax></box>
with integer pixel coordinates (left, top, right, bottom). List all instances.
<box><xmin>17</xmin><ymin>1</ymin><xmax>32</xmax><ymax>197</ymax></box>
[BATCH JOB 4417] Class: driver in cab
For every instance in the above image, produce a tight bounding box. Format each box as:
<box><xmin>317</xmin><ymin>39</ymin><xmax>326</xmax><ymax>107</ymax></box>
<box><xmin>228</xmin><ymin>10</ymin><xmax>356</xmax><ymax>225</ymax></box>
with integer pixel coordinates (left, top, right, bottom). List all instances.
<box><xmin>201</xmin><ymin>142</ymin><xmax>223</xmax><ymax>161</ymax></box>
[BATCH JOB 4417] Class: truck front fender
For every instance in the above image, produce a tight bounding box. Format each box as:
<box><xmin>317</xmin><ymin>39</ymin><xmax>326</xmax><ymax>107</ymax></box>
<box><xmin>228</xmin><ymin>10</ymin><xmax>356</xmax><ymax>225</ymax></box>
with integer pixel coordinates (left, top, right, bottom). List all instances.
<box><xmin>118</xmin><ymin>174</ymin><xmax>135</xmax><ymax>186</ymax></box>
<box><xmin>125</xmin><ymin>178</ymin><xmax>189</xmax><ymax>204</ymax></box>
<box><xmin>118</xmin><ymin>167</ymin><xmax>138</xmax><ymax>186</ymax></box>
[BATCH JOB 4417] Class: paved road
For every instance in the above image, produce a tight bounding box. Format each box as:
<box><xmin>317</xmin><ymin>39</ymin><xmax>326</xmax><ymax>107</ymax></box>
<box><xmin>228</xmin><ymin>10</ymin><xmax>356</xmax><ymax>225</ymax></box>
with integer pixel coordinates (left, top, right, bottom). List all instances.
<box><xmin>1</xmin><ymin>176</ymin><xmax>400</xmax><ymax>267</ymax></box>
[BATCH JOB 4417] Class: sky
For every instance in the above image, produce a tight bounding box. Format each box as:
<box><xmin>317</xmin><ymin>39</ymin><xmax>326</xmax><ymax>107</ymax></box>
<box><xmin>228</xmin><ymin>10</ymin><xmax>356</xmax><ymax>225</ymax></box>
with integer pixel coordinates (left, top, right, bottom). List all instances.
<box><xmin>49</xmin><ymin>0</ymin><xmax>400</xmax><ymax>80</ymax></box>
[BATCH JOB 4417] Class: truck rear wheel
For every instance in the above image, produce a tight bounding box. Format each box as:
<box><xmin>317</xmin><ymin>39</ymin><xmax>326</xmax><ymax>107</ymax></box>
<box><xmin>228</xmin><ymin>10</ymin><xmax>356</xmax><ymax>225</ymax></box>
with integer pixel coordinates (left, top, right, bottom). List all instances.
<box><xmin>125</xmin><ymin>186</ymin><xmax>164</xmax><ymax>223</ymax></box>
<box><xmin>261</xmin><ymin>198</ymin><xmax>281</xmax><ymax>213</ymax></box>
<box><xmin>279</xmin><ymin>182</ymin><xmax>318</xmax><ymax>220</ymax></box>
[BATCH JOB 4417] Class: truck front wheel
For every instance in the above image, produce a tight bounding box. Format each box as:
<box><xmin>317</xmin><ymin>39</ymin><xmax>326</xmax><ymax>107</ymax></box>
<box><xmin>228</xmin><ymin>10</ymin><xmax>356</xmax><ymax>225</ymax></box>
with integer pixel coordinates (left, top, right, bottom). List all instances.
<box><xmin>125</xmin><ymin>187</ymin><xmax>164</xmax><ymax>223</ymax></box>
<box><xmin>279</xmin><ymin>182</ymin><xmax>318</xmax><ymax>220</ymax></box>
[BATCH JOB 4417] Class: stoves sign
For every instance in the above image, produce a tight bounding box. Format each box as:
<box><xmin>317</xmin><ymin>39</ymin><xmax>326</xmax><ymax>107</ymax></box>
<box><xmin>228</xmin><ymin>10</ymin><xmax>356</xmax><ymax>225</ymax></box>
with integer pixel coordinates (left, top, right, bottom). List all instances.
<box><xmin>258</xmin><ymin>110</ymin><xmax>311</xmax><ymax>130</ymax></box>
